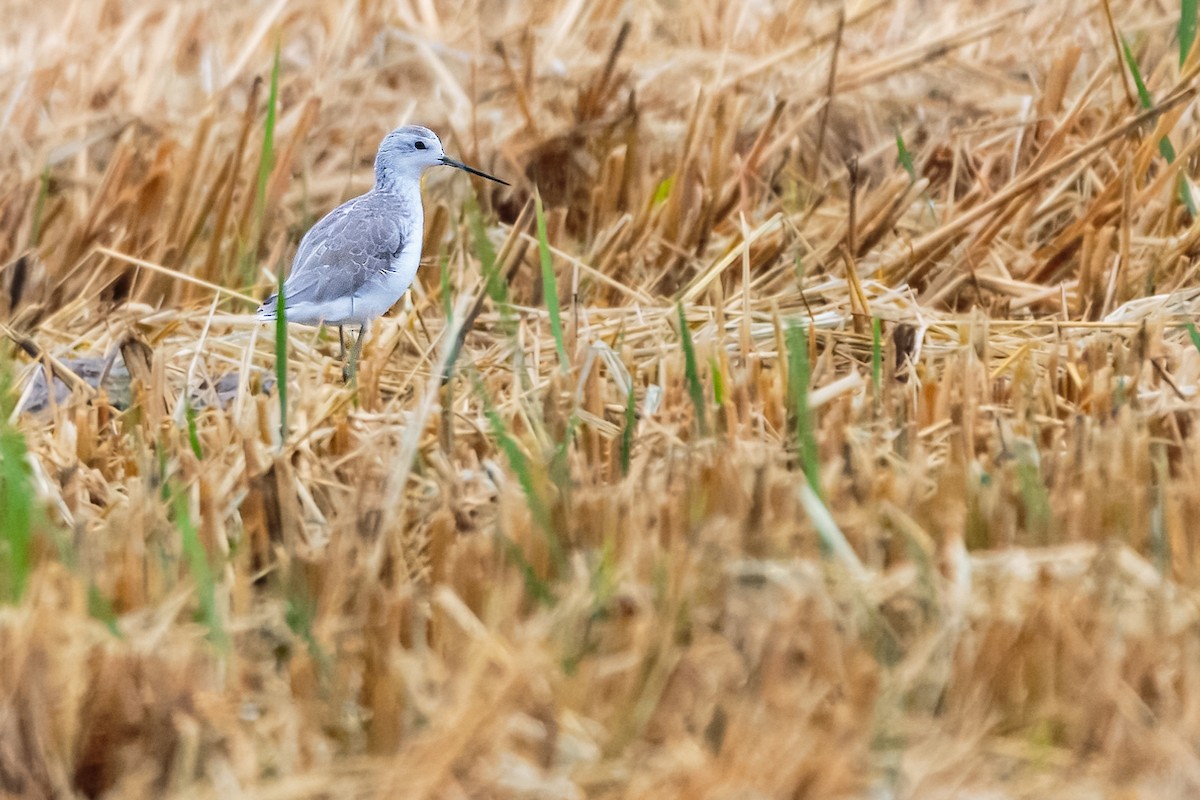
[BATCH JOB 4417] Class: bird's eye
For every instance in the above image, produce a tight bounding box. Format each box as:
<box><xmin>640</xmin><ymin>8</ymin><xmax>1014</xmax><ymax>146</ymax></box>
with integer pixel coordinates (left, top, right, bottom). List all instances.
<box><xmin>414</xmin><ymin>141</ymin><xmax>427</xmax><ymax>150</ymax></box>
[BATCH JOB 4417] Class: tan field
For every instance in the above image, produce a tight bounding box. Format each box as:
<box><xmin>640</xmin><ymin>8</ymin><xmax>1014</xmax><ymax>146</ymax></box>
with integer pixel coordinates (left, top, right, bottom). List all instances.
<box><xmin>3</xmin><ymin>0</ymin><xmax>1200</xmax><ymax>797</ymax></box>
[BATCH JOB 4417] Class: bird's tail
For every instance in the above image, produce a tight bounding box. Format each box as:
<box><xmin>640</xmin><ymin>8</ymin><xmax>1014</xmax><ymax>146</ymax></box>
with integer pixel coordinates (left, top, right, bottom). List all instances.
<box><xmin>255</xmin><ymin>295</ymin><xmax>278</xmax><ymax>321</ymax></box>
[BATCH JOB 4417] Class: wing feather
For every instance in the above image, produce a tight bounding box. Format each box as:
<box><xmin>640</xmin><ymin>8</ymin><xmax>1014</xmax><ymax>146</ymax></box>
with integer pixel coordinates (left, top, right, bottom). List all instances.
<box><xmin>257</xmin><ymin>192</ymin><xmax>411</xmax><ymax>317</ymax></box>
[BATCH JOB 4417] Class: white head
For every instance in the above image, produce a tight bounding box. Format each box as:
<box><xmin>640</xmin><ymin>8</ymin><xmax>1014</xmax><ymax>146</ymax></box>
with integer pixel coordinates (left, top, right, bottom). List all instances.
<box><xmin>374</xmin><ymin>124</ymin><xmax>508</xmax><ymax>189</ymax></box>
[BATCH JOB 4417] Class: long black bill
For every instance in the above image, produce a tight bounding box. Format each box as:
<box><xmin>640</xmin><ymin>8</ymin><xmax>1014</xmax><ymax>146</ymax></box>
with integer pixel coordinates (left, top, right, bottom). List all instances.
<box><xmin>440</xmin><ymin>156</ymin><xmax>509</xmax><ymax>186</ymax></box>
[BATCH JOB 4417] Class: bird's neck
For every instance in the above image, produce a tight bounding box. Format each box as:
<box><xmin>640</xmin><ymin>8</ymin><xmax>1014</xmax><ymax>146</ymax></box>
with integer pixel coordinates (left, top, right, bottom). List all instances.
<box><xmin>374</xmin><ymin>162</ymin><xmax>423</xmax><ymax>197</ymax></box>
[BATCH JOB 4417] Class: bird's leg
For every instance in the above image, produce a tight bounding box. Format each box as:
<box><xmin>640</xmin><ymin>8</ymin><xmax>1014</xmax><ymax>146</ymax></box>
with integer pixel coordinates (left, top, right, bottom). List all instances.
<box><xmin>338</xmin><ymin>325</ymin><xmax>347</xmax><ymax>359</ymax></box>
<box><xmin>345</xmin><ymin>322</ymin><xmax>369</xmax><ymax>384</ymax></box>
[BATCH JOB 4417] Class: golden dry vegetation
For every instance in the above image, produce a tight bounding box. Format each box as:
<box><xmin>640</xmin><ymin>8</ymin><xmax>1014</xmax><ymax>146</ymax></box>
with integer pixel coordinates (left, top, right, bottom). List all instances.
<box><xmin>3</xmin><ymin>0</ymin><xmax>1200</xmax><ymax>797</ymax></box>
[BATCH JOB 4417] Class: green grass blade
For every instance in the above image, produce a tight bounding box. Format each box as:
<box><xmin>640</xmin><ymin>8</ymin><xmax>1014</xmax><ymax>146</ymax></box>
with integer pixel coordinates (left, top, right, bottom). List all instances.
<box><xmin>274</xmin><ymin>282</ymin><xmax>288</xmax><ymax>444</ymax></box>
<box><xmin>652</xmin><ymin>175</ymin><xmax>674</xmax><ymax>206</ymax></box>
<box><xmin>709</xmin><ymin>356</ymin><xmax>725</xmax><ymax>407</ymax></box>
<box><xmin>467</xmin><ymin>197</ymin><xmax>504</xmax><ymax>304</ymax></box>
<box><xmin>440</xmin><ymin>249</ymin><xmax>453</xmax><ymax>321</ymax></box>
<box><xmin>283</xmin><ymin>589</ymin><xmax>315</xmax><ymax>651</ymax></box>
<box><xmin>895</xmin><ymin>129</ymin><xmax>916</xmax><ymax>180</ymax></box>
<box><xmin>620</xmin><ymin>382</ymin><xmax>636</xmax><ymax>477</ymax></box>
<box><xmin>88</xmin><ymin>584</ymin><xmax>121</xmax><ymax>636</ymax></box>
<box><xmin>1013</xmin><ymin>439</ymin><xmax>1051</xmax><ymax>544</ymax></box>
<box><xmin>797</xmin><ymin>481</ymin><xmax>865</xmax><ymax>579</ymax></box>
<box><xmin>285</xmin><ymin>578</ymin><xmax>331</xmax><ymax>674</ymax></box>
<box><xmin>871</xmin><ymin>316</ymin><xmax>882</xmax><ymax>405</ymax></box>
<box><xmin>549</xmin><ymin>413</ymin><xmax>579</xmax><ymax>500</ymax></box>
<box><xmin>786</xmin><ymin>323</ymin><xmax>821</xmax><ymax>498</ymax></box>
<box><xmin>486</xmin><ymin>411</ymin><xmax>552</xmax><ymax>537</ymax></box>
<box><xmin>1121</xmin><ymin>37</ymin><xmax>1153</xmax><ymax>108</ymax></box>
<box><xmin>1186</xmin><ymin>322</ymin><xmax>1200</xmax><ymax>354</ymax></box>
<box><xmin>535</xmin><ymin>193</ymin><xmax>569</xmax><ymax>370</ymax></box>
<box><xmin>257</xmin><ymin>43</ymin><xmax>280</xmax><ymax>218</ymax></box>
<box><xmin>497</xmin><ymin>533</ymin><xmax>556</xmax><ymax>606</ymax></box>
<box><xmin>0</xmin><ymin>395</ymin><xmax>33</xmax><ymax>604</ymax></box>
<box><xmin>1182</xmin><ymin>0</ymin><xmax>1197</xmax><ymax>67</ymax></box>
<box><xmin>239</xmin><ymin>42</ymin><xmax>281</xmax><ymax>284</ymax></box>
<box><xmin>1160</xmin><ymin>136</ymin><xmax>1180</xmax><ymax>163</ymax></box>
<box><xmin>172</xmin><ymin>488</ymin><xmax>227</xmax><ymax>648</ymax></box>
<box><xmin>249</xmin><ymin>43</ymin><xmax>280</xmax><ymax>278</ymax></box>
<box><xmin>0</xmin><ymin>352</ymin><xmax>35</xmax><ymax>604</ymax></box>
<box><xmin>895</xmin><ymin>127</ymin><xmax>939</xmax><ymax>223</ymax></box>
<box><xmin>676</xmin><ymin>303</ymin><xmax>707</xmax><ymax>436</ymax></box>
<box><xmin>467</xmin><ymin>196</ymin><xmax>516</xmax><ymax>341</ymax></box>
<box><xmin>1122</xmin><ymin>35</ymin><xmax>1197</xmax><ymax>214</ymax></box>
<box><xmin>474</xmin><ymin>374</ymin><xmax>564</xmax><ymax>583</ymax></box>
<box><xmin>185</xmin><ymin>399</ymin><xmax>203</xmax><ymax>459</ymax></box>
<box><xmin>1150</xmin><ymin>442</ymin><xmax>1171</xmax><ymax>575</ymax></box>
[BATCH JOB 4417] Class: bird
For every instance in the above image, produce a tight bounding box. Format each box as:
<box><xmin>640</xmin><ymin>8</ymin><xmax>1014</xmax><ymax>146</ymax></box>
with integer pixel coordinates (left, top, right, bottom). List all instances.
<box><xmin>257</xmin><ymin>124</ymin><xmax>509</xmax><ymax>378</ymax></box>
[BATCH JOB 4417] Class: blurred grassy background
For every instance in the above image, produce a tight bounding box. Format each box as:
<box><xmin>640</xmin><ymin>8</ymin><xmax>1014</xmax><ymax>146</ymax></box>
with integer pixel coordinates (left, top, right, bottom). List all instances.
<box><xmin>3</xmin><ymin>0</ymin><xmax>1200</xmax><ymax>797</ymax></box>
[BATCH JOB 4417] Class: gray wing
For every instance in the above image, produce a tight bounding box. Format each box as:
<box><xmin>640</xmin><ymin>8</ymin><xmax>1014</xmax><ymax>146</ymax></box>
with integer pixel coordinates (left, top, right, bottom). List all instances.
<box><xmin>259</xmin><ymin>193</ymin><xmax>407</xmax><ymax>312</ymax></box>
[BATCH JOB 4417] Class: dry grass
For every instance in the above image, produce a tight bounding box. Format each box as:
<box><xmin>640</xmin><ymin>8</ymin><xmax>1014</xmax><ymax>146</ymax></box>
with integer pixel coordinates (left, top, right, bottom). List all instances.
<box><xmin>4</xmin><ymin>0</ymin><xmax>1200</xmax><ymax>796</ymax></box>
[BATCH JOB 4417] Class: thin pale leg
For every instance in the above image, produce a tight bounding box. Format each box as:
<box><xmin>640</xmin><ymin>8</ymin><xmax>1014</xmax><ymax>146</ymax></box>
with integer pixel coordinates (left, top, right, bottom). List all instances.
<box><xmin>345</xmin><ymin>322</ymin><xmax>369</xmax><ymax>383</ymax></box>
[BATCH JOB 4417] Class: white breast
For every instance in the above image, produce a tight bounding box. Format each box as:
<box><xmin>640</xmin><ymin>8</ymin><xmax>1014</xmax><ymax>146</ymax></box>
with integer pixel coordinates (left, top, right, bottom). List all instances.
<box><xmin>347</xmin><ymin>206</ymin><xmax>424</xmax><ymax>324</ymax></box>
<box><xmin>385</xmin><ymin>237</ymin><xmax>423</xmax><ymax>302</ymax></box>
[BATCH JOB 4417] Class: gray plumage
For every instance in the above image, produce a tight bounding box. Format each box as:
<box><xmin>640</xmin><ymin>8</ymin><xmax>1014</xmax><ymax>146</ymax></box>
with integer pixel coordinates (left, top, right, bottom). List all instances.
<box><xmin>257</xmin><ymin>124</ymin><xmax>507</xmax><ymax>336</ymax></box>
<box><xmin>257</xmin><ymin>191</ymin><xmax>418</xmax><ymax>326</ymax></box>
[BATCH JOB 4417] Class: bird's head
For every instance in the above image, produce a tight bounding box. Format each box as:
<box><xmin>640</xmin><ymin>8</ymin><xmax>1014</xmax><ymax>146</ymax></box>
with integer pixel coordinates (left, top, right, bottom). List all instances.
<box><xmin>375</xmin><ymin>125</ymin><xmax>508</xmax><ymax>187</ymax></box>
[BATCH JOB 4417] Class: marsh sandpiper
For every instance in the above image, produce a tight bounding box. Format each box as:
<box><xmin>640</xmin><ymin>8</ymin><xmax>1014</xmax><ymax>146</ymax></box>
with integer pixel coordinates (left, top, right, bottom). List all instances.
<box><xmin>257</xmin><ymin>124</ymin><xmax>509</xmax><ymax>378</ymax></box>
